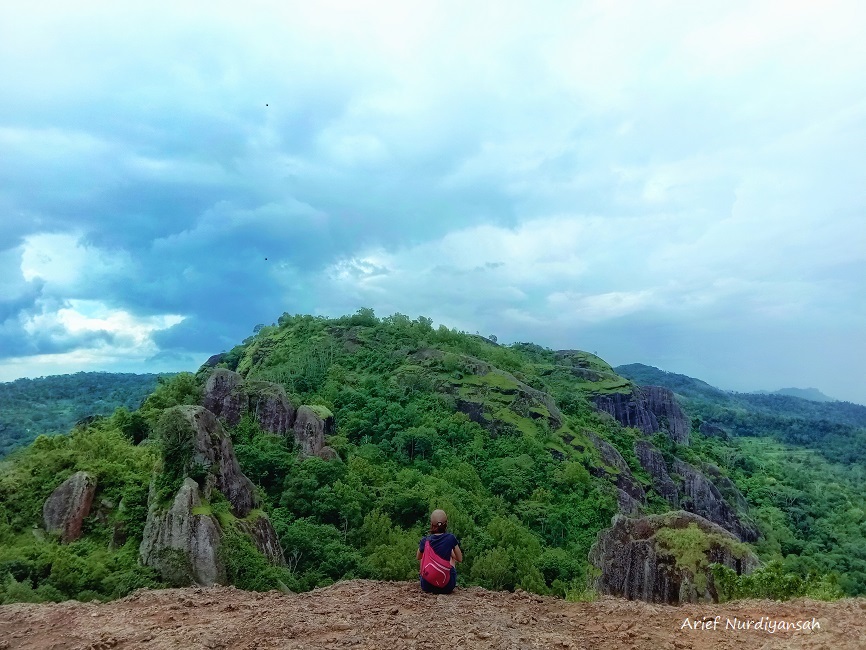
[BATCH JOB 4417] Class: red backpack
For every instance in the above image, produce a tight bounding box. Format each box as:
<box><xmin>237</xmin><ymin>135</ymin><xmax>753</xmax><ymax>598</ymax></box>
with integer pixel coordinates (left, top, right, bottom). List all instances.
<box><xmin>420</xmin><ymin>538</ymin><xmax>452</xmax><ymax>588</ymax></box>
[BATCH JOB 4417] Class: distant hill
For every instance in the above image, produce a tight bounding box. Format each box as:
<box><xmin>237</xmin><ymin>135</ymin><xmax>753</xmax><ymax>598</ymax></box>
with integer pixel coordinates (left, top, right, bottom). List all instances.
<box><xmin>612</xmin><ymin>363</ymin><xmax>732</xmax><ymax>402</ymax></box>
<box><xmin>0</xmin><ymin>372</ymin><xmax>168</xmax><ymax>456</ymax></box>
<box><xmin>756</xmin><ymin>387</ymin><xmax>837</xmax><ymax>402</ymax></box>
<box><xmin>615</xmin><ymin>362</ymin><xmax>866</xmax><ymax>463</ymax></box>
<box><xmin>1</xmin><ymin>314</ymin><xmax>864</xmax><ymax>607</ymax></box>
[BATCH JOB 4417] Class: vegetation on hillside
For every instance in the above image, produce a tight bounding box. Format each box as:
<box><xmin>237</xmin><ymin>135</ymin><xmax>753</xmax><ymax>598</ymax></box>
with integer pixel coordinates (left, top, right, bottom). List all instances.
<box><xmin>0</xmin><ymin>312</ymin><xmax>861</xmax><ymax>604</ymax></box>
<box><xmin>0</xmin><ymin>372</ymin><xmax>167</xmax><ymax>457</ymax></box>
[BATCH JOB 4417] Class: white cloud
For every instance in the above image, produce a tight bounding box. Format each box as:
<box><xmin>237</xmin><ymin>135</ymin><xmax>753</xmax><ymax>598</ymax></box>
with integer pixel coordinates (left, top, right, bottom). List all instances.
<box><xmin>20</xmin><ymin>233</ymin><xmax>131</xmax><ymax>291</ymax></box>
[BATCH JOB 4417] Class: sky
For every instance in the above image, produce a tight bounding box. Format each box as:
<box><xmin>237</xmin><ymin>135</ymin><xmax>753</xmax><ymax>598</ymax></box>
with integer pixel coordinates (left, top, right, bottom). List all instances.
<box><xmin>1</xmin><ymin>0</ymin><xmax>865</xmax><ymax>404</ymax></box>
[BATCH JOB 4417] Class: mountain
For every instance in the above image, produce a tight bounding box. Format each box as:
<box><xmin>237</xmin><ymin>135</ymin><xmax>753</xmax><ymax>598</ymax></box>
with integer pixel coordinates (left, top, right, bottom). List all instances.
<box><xmin>0</xmin><ymin>372</ymin><xmax>168</xmax><ymax>457</ymax></box>
<box><xmin>0</xmin><ymin>311</ymin><xmax>863</xmax><ymax>609</ymax></box>
<box><xmin>759</xmin><ymin>387</ymin><xmax>837</xmax><ymax>402</ymax></box>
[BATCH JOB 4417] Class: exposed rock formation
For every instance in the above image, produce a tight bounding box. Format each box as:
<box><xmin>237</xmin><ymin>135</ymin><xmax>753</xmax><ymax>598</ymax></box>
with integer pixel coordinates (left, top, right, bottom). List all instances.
<box><xmin>203</xmin><ymin>369</ymin><xmax>295</xmax><ymax>435</ymax></box>
<box><xmin>293</xmin><ymin>406</ymin><xmax>334</xmax><ymax>456</ymax></box>
<box><xmin>592</xmin><ymin>391</ymin><xmax>658</xmax><ymax>435</ymax></box>
<box><xmin>317</xmin><ymin>445</ymin><xmax>340</xmax><ymax>461</ymax></box>
<box><xmin>589</xmin><ymin>511</ymin><xmax>759</xmax><ymax>604</ymax></box>
<box><xmin>641</xmin><ymin>386</ymin><xmax>690</xmax><ymax>444</ymax></box>
<box><xmin>236</xmin><ymin>514</ymin><xmax>286</xmax><ymax>567</ymax></box>
<box><xmin>202</xmin><ymin>352</ymin><xmax>227</xmax><ymax>368</ymax></box>
<box><xmin>592</xmin><ymin>386</ymin><xmax>690</xmax><ymax>445</ymax></box>
<box><xmin>634</xmin><ymin>441</ymin><xmax>678</xmax><ymax>506</ymax></box>
<box><xmin>587</xmin><ymin>432</ymin><xmax>646</xmax><ymax>508</ymax></box>
<box><xmin>701</xmin><ymin>463</ymin><xmax>750</xmax><ymax>514</ymax></box>
<box><xmin>139</xmin><ymin>478</ymin><xmax>226</xmax><ymax>586</ymax></box>
<box><xmin>699</xmin><ymin>422</ymin><xmax>729</xmax><ymax>439</ymax></box>
<box><xmin>616</xmin><ymin>489</ymin><xmax>642</xmax><ymax>516</ymax></box>
<box><xmin>140</xmin><ymin>406</ymin><xmax>285</xmax><ymax>586</ymax></box>
<box><xmin>174</xmin><ymin>406</ymin><xmax>258</xmax><ymax>517</ymax></box>
<box><xmin>42</xmin><ymin>471</ymin><xmax>97</xmax><ymax>543</ymax></box>
<box><xmin>443</xmin><ymin>353</ymin><xmax>563</xmax><ymax>433</ymax></box>
<box><xmin>672</xmin><ymin>460</ymin><xmax>758</xmax><ymax>542</ymax></box>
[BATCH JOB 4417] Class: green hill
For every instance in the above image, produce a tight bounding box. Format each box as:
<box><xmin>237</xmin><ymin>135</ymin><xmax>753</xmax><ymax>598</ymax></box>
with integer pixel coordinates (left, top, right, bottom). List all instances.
<box><xmin>0</xmin><ymin>312</ymin><xmax>863</xmax><ymax>605</ymax></box>
<box><xmin>0</xmin><ymin>372</ymin><xmax>167</xmax><ymax>457</ymax></box>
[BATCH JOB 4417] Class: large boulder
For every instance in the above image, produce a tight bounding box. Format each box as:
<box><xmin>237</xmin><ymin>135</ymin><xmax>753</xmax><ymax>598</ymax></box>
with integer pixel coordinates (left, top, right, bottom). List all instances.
<box><xmin>592</xmin><ymin>386</ymin><xmax>690</xmax><ymax>445</ymax></box>
<box><xmin>139</xmin><ymin>478</ymin><xmax>226</xmax><ymax>586</ymax></box>
<box><xmin>181</xmin><ymin>406</ymin><xmax>258</xmax><ymax>517</ymax></box>
<box><xmin>43</xmin><ymin>471</ymin><xmax>97</xmax><ymax>543</ymax></box>
<box><xmin>139</xmin><ymin>406</ymin><xmax>286</xmax><ymax>585</ymax></box>
<box><xmin>203</xmin><ymin>368</ymin><xmax>246</xmax><ymax>426</ymax></box>
<box><xmin>293</xmin><ymin>405</ymin><xmax>334</xmax><ymax>456</ymax></box>
<box><xmin>589</xmin><ymin>511</ymin><xmax>760</xmax><ymax>604</ymax></box>
<box><xmin>203</xmin><ymin>369</ymin><xmax>295</xmax><ymax>435</ymax></box>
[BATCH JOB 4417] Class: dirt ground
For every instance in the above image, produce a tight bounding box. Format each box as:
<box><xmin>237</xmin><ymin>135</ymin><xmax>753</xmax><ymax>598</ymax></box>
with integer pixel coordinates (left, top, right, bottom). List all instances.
<box><xmin>1</xmin><ymin>580</ymin><xmax>864</xmax><ymax>650</ymax></box>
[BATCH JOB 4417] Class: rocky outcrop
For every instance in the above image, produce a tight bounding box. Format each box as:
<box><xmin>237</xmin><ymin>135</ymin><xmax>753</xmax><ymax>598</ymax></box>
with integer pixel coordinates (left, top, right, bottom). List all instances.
<box><xmin>641</xmin><ymin>386</ymin><xmax>690</xmax><ymax>444</ymax></box>
<box><xmin>140</xmin><ymin>406</ymin><xmax>285</xmax><ymax>585</ymax></box>
<box><xmin>139</xmin><ymin>478</ymin><xmax>226</xmax><ymax>586</ymax></box>
<box><xmin>317</xmin><ymin>445</ymin><xmax>340</xmax><ymax>461</ymax></box>
<box><xmin>592</xmin><ymin>392</ymin><xmax>658</xmax><ymax>436</ymax></box>
<box><xmin>587</xmin><ymin>432</ymin><xmax>646</xmax><ymax>508</ymax></box>
<box><xmin>616</xmin><ymin>489</ymin><xmax>642</xmax><ymax>516</ymax></box>
<box><xmin>444</xmin><ymin>354</ymin><xmax>563</xmax><ymax>433</ymax></box>
<box><xmin>43</xmin><ymin>471</ymin><xmax>97</xmax><ymax>543</ymax></box>
<box><xmin>182</xmin><ymin>406</ymin><xmax>258</xmax><ymax>517</ymax></box>
<box><xmin>633</xmin><ymin>441</ymin><xmax>756</xmax><ymax>542</ymax></box>
<box><xmin>589</xmin><ymin>511</ymin><xmax>759</xmax><ymax>604</ymax></box>
<box><xmin>203</xmin><ymin>369</ymin><xmax>295</xmax><ymax>435</ymax></box>
<box><xmin>699</xmin><ymin>422</ymin><xmax>729</xmax><ymax>439</ymax></box>
<box><xmin>672</xmin><ymin>460</ymin><xmax>758</xmax><ymax>542</ymax></box>
<box><xmin>293</xmin><ymin>406</ymin><xmax>334</xmax><ymax>456</ymax></box>
<box><xmin>701</xmin><ymin>463</ymin><xmax>750</xmax><ymax>514</ymax></box>
<box><xmin>634</xmin><ymin>441</ymin><xmax>678</xmax><ymax>506</ymax></box>
<box><xmin>592</xmin><ymin>386</ymin><xmax>690</xmax><ymax>445</ymax></box>
<box><xmin>236</xmin><ymin>514</ymin><xmax>286</xmax><ymax>567</ymax></box>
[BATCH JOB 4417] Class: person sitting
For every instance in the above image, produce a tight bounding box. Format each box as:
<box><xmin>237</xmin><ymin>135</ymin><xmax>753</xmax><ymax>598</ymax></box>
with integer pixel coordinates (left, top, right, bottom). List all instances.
<box><xmin>417</xmin><ymin>509</ymin><xmax>462</xmax><ymax>594</ymax></box>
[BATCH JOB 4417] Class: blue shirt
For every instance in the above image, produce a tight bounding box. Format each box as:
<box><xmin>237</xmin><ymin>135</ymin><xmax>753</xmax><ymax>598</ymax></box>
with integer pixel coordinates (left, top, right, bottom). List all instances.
<box><xmin>419</xmin><ymin>532</ymin><xmax>460</xmax><ymax>562</ymax></box>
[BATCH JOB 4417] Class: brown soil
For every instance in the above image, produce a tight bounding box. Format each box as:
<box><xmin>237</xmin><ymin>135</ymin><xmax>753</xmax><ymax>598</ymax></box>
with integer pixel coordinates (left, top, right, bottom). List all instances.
<box><xmin>1</xmin><ymin>581</ymin><xmax>864</xmax><ymax>650</ymax></box>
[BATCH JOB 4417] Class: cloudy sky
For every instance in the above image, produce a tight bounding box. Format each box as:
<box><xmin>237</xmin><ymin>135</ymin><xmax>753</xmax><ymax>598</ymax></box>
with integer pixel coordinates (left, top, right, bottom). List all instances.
<box><xmin>1</xmin><ymin>0</ymin><xmax>864</xmax><ymax>404</ymax></box>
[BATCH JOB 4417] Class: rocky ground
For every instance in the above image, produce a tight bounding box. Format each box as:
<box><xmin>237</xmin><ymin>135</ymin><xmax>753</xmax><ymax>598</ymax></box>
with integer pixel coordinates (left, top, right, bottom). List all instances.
<box><xmin>1</xmin><ymin>580</ymin><xmax>864</xmax><ymax>650</ymax></box>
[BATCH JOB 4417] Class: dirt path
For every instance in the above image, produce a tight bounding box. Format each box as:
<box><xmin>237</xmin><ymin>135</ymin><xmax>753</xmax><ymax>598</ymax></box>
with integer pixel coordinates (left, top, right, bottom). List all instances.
<box><xmin>1</xmin><ymin>580</ymin><xmax>864</xmax><ymax>650</ymax></box>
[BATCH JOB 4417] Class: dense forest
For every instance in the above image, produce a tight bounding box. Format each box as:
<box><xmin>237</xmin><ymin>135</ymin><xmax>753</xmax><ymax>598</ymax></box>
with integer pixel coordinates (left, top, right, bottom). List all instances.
<box><xmin>1</xmin><ymin>312</ymin><xmax>863</xmax><ymax>605</ymax></box>
<box><xmin>0</xmin><ymin>373</ymin><xmax>166</xmax><ymax>457</ymax></box>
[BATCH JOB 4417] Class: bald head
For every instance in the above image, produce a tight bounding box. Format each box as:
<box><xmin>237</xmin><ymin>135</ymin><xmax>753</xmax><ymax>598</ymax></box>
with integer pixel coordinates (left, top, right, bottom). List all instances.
<box><xmin>430</xmin><ymin>509</ymin><xmax>448</xmax><ymax>533</ymax></box>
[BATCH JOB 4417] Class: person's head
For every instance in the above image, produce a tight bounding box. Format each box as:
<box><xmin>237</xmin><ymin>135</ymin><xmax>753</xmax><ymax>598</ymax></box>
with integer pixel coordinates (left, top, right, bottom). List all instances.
<box><xmin>430</xmin><ymin>509</ymin><xmax>448</xmax><ymax>534</ymax></box>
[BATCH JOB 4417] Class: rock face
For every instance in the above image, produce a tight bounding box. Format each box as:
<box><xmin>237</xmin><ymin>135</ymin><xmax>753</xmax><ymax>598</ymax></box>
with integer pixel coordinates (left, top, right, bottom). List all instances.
<box><xmin>699</xmin><ymin>422</ymin><xmax>729</xmax><ymax>439</ymax></box>
<box><xmin>592</xmin><ymin>386</ymin><xmax>690</xmax><ymax>445</ymax></box>
<box><xmin>139</xmin><ymin>478</ymin><xmax>226</xmax><ymax>586</ymax></box>
<box><xmin>293</xmin><ymin>406</ymin><xmax>334</xmax><ymax>456</ymax></box>
<box><xmin>589</xmin><ymin>511</ymin><xmax>760</xmax><ymax>604</ymax></box>
<box><xmin>634</xmin><ymin>441</ymin><xmax>678</xmax><ymax>506</ymax></box>
<box><xmin>444</xmin><ymin>354</ymin><xmax>563</xmax><ymax>433</ymax></box>
<box><xmin>672</xmin><ymin>460</ymin><xmax>758</xmax><ymax>542</ymax></box>
<box><xmin>203</xmin><ymin>369</ymin><xmax>295</xmax><ymax>435</ymax></box>
<box><xmin>633</xmin><ymin>440</ymin><xmax>757</xmax><ymax>542</ymax></box>
<box><xmin>587</xmin><ymin>432</ymin><xmax>646</xmax><ymax>510</ymax></box>
<box><xmin>641</xmin><ymin>387</ymin><xmax>690</xmax><ymax>445</ymax></box>
<box><xmin>43</xmin><ymin>471</ymin><xmax>97</xmax><ymax>543</ymax></box>
<box><xmin>140</xmin><ymin>406</ymin><xmax>285</xmax><ymax>586</ymax></box>
<box><xmin>183</xmin><ymin>406</ymin><xmax>258</xmax><ymax>517</ymax></box>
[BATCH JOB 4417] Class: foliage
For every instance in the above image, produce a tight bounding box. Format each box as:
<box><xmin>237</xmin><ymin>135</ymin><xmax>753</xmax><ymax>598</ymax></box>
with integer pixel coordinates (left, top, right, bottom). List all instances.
<box><xmin>0</xmin><ymin>310</ymin><xmax>862</xmax><ymax>605</ymax></box>
<box><xmin>711</xmin><ymin>560</ymin><xmax>844</xmax><ymax>602</ymax></box>
<box><xmin>0</xmin><ymin>372</ymin><xmax>165</xmax><ymax>456</ymax></box>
